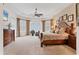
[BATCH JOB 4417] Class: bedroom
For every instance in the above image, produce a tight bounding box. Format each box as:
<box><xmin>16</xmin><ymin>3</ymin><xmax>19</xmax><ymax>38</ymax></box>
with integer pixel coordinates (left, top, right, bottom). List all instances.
<box><xmin>0</xmin><ymin>3</ymin><xmax>77</xmax><ymax>55</ymax></box>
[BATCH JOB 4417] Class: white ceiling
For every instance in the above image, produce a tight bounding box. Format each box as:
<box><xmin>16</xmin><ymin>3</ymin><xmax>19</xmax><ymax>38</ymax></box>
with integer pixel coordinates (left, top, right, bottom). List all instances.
<box><xmin>5</xmin><ymin>3</ymin><xmax>72</xmax><ymax>20</ymax></box>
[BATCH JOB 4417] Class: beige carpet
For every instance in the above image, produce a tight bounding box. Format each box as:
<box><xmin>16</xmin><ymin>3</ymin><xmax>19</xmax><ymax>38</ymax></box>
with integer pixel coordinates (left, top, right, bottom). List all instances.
<box><xmin>4</xmin><ymin>36</ymin><xmax>76</xmax><ymax>55</ymax></box>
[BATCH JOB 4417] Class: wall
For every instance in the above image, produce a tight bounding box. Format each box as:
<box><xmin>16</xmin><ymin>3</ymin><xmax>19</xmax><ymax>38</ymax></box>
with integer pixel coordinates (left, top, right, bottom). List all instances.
<box><xmin>0</xmin><ymin>4</ymin><xmax>4</xmax><ymax>55</ymax></box>
<box><xmin>53</xmin><ymin>3</ymin><xmax>76</xmax><ymax>33</ymax></box>
<box><xmin>77</xmin><ymin>26</ymin><xmax>79</xmax><ymax>54</ymax></box>
<box><xmin>76</xmin><ymin>4</ymin><xmax>79</xmax><ymax>25</ymax></box>
<box><xmin>76</xmin><ymin>4</ymin><xmax>79</xmax><ymax>55</ymax></box>
<box><xmin>0</xmin><ymin>4</ymin><xmax>16</xmax><ymax>54</ymax></box>
<box><xmin>56</xmin><ymin>3</ymin><xmax>76</xmax><ymax>26</ymax></box>
<box><xmin>0</xmin><ymin>26</ymin><xmax>3</xmax><ymax>54</ymax></box>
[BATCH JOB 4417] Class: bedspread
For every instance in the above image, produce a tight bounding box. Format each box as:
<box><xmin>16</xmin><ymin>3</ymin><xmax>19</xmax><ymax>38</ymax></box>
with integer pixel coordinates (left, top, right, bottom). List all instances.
<box><xmin>42</xmin><ymin>33</ymin><xmax>69</xmax><ymax>41</ymax></box>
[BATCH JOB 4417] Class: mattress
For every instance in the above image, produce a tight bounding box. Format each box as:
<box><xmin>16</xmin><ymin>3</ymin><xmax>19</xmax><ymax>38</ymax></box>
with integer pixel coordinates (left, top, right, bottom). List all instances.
<box><xmin>42</xmin><ymin>32</ymin><xmax>69</xmax><ymax>41</ymax></box>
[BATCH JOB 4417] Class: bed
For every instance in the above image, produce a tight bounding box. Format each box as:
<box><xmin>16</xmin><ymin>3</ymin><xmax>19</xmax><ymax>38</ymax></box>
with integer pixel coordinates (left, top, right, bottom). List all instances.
<box><xmin>39</xmin><ymin>22</ymin><xmax>75</xmax><ymax>47</ymax></box>
<box><xmin>40</xmin><ymin>32</ymin><xmax>69</xmax><ymax>47</ymax></box>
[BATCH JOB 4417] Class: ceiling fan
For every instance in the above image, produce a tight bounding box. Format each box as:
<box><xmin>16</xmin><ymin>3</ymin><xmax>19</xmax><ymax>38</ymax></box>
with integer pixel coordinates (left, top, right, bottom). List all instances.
<box><xmin>34</xmin><ymin>8</ymin><xmax>43</xmax><ymax>17</ymax></box>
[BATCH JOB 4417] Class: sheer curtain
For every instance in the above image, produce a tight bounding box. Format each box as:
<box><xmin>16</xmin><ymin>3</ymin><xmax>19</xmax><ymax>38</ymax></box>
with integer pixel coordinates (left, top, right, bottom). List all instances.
<box><xmin>45</xmin><ymin>21</ymin><xmax>51</xmax><ymax>32</ymax></box>
<box><xmin>20</xmin><ymin>20</ymin><xmax>26</xmax><ymax>36</ymax></box>
<box><xmin>30</xmin><ymin>22</ymin><xmax>41</xmax><ymax>33</ymax></box>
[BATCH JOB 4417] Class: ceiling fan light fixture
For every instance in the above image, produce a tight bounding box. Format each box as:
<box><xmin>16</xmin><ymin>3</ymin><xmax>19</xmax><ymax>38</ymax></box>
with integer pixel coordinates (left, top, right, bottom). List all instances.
<box><xmin>34</xmin><ymin>8</ymin><xmax>43</xmax><ymax>17</ymax></box>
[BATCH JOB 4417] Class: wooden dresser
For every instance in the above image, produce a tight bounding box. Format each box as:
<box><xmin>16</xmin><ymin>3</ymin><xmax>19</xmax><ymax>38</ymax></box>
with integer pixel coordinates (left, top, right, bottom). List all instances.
<box><xmin>3</xmin><ymin>29</ymin><xmax>15</xmax><ymax>47</ymax></box>
<box><xmin>68</xmin><ymin>34</ymin><xmax>76</xmax><ymax>50</ymax></box>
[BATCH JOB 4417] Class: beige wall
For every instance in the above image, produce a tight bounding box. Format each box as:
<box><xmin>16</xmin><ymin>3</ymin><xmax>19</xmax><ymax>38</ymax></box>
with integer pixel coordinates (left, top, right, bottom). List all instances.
<box><xmin>76</xmin><ymin>4</ymin><xmax>79</xmax><ymax>26</ymax></box>
<box><xmin>54</xmin><ymin>3</ymin><xmax>76</xmax><ymax>27</ymax></box>
<box><xmin>52</xmin><ymin>4</ymin><xmax>77</xmax><ymax>33</ymax></box>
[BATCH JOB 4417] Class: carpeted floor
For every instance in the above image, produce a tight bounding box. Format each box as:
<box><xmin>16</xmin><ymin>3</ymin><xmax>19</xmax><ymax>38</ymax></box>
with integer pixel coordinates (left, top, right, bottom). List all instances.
<box><xmin>4</xmin><ymin>36</ymin><xmax>76</xmax><ymax>55</ymax></box>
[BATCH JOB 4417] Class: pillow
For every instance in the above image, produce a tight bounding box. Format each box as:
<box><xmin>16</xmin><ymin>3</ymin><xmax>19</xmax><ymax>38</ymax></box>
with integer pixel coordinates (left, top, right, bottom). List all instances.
<box><xmin>63</xmin><ymin>32</ymin><xmax>69</xmax><ymax>36</ymax></box>
<box><xmin>58</xmin><ymin>28</ymin><xmax>65</xmax><ymax>34</ymax></box>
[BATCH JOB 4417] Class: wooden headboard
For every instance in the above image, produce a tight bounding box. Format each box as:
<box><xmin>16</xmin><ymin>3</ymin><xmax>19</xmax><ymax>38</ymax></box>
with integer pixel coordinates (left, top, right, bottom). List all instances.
<box><xmin>65</xmin><ymin>27</ymin><xmax>70</xmax><ymax>34</ymax></box>
<box><xmin>65</xmin><ymin>23</ymin><xmax>74</xmax><ymax>35</ymax></box>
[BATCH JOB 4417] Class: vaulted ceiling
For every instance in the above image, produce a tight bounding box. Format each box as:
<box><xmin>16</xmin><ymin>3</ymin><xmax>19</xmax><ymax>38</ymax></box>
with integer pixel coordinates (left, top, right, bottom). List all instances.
<box><xmin>5</xmin><ymin>3</ymin><xmax>72</xmax><ymax>20</ymax></box>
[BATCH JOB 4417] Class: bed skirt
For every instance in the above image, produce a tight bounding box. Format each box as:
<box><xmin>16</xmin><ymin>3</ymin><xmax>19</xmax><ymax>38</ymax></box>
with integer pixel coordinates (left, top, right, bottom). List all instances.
<box><xmin>41</xmin><ymin>40</ymin><xmax>68</xmax><ymax>47</ymax></box>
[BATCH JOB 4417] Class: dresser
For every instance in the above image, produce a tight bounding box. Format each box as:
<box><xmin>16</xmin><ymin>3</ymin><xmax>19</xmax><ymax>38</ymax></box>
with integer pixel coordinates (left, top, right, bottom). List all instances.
<box><xmin>3</xmin><ymin>29</ymin><xmax>15</xmax><ymax>46</ymax></box>
<box><xmin>68</xmin><ymin>34</ymin><xmax>76</xmax><ymax>50</ymax></box>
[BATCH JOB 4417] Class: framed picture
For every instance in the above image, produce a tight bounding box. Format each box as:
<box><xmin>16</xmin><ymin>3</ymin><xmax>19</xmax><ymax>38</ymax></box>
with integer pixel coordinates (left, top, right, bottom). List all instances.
<box><xmin>68</xmin><ymin>14</ymin><xmax>74</xmax><ymax>22</ymax></box>
<box><xmin>62</xmin><ymin>14</ymin><xmax>68</xmax><ymax>21</ymax></box>
<box><xmin>3</xmin><ymin>9</ymin><xmax>8</xmax><ymax>21</ymax></box>
<box><xmin>59</xmin><ymin>16</ymin><xmax>63</xmax><ymax>22</ymax></box>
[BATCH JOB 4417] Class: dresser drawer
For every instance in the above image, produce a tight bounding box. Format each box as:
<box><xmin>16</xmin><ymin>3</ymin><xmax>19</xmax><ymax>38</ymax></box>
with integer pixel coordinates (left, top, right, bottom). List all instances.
<box><xmin>3</xmin><ymin>29</ymin><xmax>15</xmax><ymax>47</ymax></box>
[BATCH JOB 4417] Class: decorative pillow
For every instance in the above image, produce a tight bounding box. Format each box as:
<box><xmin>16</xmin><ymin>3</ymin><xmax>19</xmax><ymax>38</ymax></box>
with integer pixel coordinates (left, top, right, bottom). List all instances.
<box><xmin>58</xmin><ymin>28</ymin><xmax>65</xmax><ymax>34</ymax></box>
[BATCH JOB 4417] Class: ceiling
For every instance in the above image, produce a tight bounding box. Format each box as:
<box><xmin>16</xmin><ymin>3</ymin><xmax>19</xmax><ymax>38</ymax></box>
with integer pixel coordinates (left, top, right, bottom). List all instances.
<box><xmin>5</xmin><ymin>3</ymin><xmax>72</xmax><ymax>20</ymax></box>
